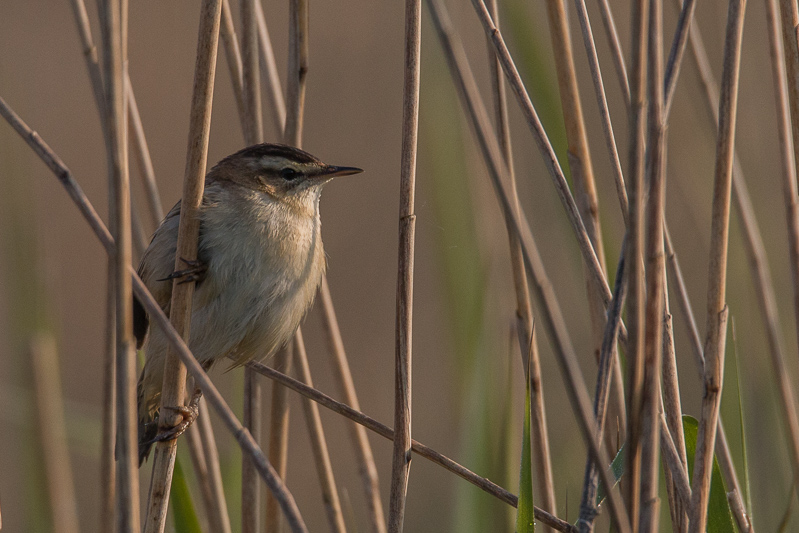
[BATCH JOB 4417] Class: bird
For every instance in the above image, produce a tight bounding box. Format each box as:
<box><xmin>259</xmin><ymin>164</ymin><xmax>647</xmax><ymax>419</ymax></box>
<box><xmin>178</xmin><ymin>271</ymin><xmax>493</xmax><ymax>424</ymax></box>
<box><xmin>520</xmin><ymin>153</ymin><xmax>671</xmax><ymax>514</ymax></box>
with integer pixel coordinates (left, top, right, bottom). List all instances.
<box><xmin>133</xmin><ymin>143</ymin><xmax>362</xmax><ymax>464</ymax></box>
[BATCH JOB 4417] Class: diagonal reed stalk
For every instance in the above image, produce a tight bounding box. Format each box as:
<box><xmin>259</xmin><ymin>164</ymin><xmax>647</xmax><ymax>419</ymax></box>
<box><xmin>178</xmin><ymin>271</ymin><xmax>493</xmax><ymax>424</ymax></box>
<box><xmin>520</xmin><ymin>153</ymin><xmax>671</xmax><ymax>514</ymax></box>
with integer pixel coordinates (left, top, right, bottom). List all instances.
<box><xmin>469</xmin><ymin>0</ymin><xmax>612</xmax><ymax>310</ymax></box>
<box><xmin>243</xmin><ymin>361</ymin><xmax>578</xmax><ymax>533</ymax></box>
<box><xmin>319</xmin><ymin>278</ymin><xmax>387</xmax><ymax>533</ymax></box>
<box><xmin>426</xmin><ymin>1</ymin><xmax>631</xmax><ymax>530</ymax></box>
<box><xmin>661</xmin><ymin>285</ymin><xmax>689</xmax><ymax>531</ymax></box>
<box><xmin>0</xmin><ymin>94</ymin><xmax>311</xmax><ymax>532</ymax></box>
<box><xmin>255</xmin><ymin>0</ymin><xmax>286</xmax><ymax>135</ymax></box>
<box><xmin>688</xmin><ymin>0</ymin><xmax>746</xmax><ymax>528</ymax></box>
<box><xmin>239</xmin><ymin>2</ymin><xmax>264</xmax><ymax>532</ymax></box>
<box><xmin>578</xmin><ymin>243</ymin><xmax>627</xmax><ymax>532</ymax></box>
<box><xmin>98</xmin><ymin>0</ymin><xmax>141</xmax><ymax>530</ymax></box>
<box><xmin>569</xmin><ymin>0</ymin><xmax>628</xmax><ymax>227</ymax></box>
<box><xmin>766</xmin><ymin>0</ymin><xmax>799</xmax><ymax>497</ymax></box>
<box><xmin>389</xmin><ymin>0</ymin><xmax>421</xmax><ymax>531</ymax></box>
<box><xmin>143</xmin><ymin>1</ymin><xmax>221</xmax><ymax>531</ymax></box>
<box><xmin>484</xmin><ymin>0</ymin><xmax>557</xmax><ymax>526</ymax></box>
<box><xmin>293</xmin><ymin>332</ymin><xmax>347</xmax><ymax>532</ymax></box>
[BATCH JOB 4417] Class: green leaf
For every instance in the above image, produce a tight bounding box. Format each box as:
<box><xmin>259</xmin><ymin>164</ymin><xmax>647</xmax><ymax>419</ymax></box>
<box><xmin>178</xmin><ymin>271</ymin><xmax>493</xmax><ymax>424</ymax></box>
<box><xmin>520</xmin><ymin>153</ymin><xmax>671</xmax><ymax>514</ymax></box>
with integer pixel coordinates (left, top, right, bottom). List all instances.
<box><xmin>596</xmin><ymin>444</ymin><xmax>625</xmax><ymax>506</ymax></box>
<box><xmin>516</xmin><ymin>363</ymin><xmax>535</xmax><ymax>533</ymax></box>
<box><xmin>683</xmin><ymin>415</ymin><xmax>735</xmax><ymax>533</ymax></box>
<box><xmin>171</xmin><ymin>456</ymin><xmax>202</xmax><ymax>533</ymax></box>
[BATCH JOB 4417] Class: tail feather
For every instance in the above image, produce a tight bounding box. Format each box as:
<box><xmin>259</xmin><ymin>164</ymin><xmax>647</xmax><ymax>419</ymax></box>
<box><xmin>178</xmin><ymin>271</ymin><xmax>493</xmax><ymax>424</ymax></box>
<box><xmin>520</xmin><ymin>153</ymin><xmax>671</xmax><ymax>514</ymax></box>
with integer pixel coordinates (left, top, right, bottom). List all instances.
<box><xmin>137</xmin><ymin>365</ymin><xmax>159</xmax><ymax>466</ymax></box>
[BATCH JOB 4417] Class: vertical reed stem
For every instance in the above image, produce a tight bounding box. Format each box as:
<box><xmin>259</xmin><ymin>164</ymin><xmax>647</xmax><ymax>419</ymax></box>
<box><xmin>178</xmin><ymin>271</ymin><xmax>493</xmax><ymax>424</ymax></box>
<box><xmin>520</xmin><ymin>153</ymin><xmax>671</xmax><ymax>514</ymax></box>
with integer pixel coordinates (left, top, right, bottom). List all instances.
<box><xmin>100</xmin><ymin>0</ymin><xmax>140</xmax><ymax>529</ymax></box>
<box><xmin>639</xmin><ymin>0</ymin><xmax>666</xmax><ymax>525</ymax></box>
<box><xmin>389</xmin><ymin>1</ymin><xmax>421</xmax><ymax>531</ymax></box>
<box><xmin>625</xmin><ymin>0</ymin><xmax>649</xmax><ymax>524</ymax></box>
<box><xmin>689</xmin><ymin>0</ymin><xmax>746</xmax><ymax>527</ymax></box>
<box><xmin>143</xmin><ymin>2</ymin><xmax>221</xmax><ymax>531</ymax></box>
<box><xmin>266</xmin><ymin>0</ymin><xmax>307</xmax><ymax>529</ymax></box>
<box><xmin>240</xmin><ymin>2</ymin><xmax>264</xmax><ymax>531</ymax></box>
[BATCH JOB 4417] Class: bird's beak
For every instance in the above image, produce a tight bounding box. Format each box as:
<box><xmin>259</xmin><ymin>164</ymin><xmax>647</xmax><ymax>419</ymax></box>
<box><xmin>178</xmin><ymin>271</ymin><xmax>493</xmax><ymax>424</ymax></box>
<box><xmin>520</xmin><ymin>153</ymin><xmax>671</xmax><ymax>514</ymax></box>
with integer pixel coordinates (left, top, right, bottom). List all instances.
<box><xmin>319</xmin><ymin>165</ymin><xmax>363</xmax><ymax>178</ymax></box>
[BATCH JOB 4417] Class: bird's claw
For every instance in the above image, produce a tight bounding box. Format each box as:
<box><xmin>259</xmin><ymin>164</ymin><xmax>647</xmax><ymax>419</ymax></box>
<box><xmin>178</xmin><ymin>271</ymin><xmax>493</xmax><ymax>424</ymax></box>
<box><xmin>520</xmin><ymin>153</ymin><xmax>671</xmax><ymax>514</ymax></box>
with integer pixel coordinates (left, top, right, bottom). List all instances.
<box><xmin>158</xmin><ymin>257</ymin><xmax>208</xmax><ymax>284</ymax></box>
<box><xmin>148</xmin><ymin>388</ymin><xmax>203</xmax><ymax>445</ymax></box>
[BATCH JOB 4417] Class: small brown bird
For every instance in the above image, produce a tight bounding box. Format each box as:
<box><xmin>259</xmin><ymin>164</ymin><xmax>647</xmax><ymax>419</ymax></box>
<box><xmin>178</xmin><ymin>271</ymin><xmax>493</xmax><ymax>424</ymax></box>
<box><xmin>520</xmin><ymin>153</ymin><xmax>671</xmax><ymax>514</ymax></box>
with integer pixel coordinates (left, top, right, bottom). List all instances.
<box><xmin>134</xmin><ymin>143</ymin><xmax>362</xmax><ymax>464</ymax></box>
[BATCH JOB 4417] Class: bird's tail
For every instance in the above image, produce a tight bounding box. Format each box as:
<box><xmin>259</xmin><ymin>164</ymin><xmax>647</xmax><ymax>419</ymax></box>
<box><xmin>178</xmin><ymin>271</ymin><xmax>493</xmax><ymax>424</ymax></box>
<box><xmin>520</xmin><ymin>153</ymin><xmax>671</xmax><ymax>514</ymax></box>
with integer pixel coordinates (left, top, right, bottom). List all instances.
<box><xmin>137</xmin><ymin>365</ymin><xmax>159</xmax><ymax>466</ymax></box>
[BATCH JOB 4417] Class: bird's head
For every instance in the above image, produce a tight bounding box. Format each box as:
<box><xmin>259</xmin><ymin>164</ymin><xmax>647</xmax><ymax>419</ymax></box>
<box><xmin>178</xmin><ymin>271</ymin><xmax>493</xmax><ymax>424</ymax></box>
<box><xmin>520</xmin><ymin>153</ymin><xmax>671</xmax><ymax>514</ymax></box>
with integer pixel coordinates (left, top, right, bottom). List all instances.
<box><xmin>208</xmin><ymin>143</ymin><xmax>362</xmax><ymax>207</ymax></box>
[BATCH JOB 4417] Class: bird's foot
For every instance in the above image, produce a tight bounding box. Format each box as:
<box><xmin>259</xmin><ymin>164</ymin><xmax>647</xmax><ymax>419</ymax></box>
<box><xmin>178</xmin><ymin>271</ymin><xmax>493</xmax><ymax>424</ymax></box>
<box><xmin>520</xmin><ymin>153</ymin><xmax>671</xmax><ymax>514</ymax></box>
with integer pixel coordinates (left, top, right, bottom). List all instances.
<box><xmin>158</xmin><ymin>257</ymin><xmax>208</xmax><ymax>284</ymax></box>
<box><xmin>149</xmin><ymin>387</ymin><xmax>203</xmax><ymax>445</ymax></box>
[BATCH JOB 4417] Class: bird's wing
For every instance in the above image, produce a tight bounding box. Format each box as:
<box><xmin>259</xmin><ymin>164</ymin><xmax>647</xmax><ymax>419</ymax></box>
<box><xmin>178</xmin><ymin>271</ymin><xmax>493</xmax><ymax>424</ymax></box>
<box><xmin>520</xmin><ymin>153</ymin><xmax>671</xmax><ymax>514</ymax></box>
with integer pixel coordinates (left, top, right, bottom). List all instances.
<box><xmin>133</xmin><ymin>200</ymin><xmax>182</xmax><ymax>348</ymax></box>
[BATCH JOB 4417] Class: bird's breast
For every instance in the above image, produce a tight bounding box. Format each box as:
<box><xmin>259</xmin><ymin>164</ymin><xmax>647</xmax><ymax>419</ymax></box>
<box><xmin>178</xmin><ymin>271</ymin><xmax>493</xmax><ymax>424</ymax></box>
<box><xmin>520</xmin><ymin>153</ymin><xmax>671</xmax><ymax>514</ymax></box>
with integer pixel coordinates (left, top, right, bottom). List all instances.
<box><xmin>192</xmin><ymin>194</ymin><xmax>325</xmax><ymax>363</ymax></box>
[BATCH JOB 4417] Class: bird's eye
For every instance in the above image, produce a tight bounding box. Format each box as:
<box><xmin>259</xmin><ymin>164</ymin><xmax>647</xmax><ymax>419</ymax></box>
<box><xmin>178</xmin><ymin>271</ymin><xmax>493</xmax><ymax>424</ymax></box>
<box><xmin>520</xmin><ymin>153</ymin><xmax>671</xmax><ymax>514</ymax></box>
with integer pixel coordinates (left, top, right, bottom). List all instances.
<box><xmin>281</xmin><ymin>167</ymin><xmax>299</xmax><ymax>181</ymax></box>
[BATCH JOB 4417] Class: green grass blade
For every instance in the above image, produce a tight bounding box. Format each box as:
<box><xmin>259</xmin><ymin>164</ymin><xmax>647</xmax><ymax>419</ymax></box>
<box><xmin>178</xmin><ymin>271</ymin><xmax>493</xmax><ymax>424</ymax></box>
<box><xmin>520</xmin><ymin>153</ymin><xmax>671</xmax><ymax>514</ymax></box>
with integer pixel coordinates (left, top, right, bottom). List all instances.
<box><xmin>683</xmin><ymin>415</ymin><xmax>735</xmax><ymax>533</ymax></box>
<box><xmin>595</xmin><ymin>444</ymin><xmax>625</xmax><ymax>506</ymax></box>
<box><xmin>170</xmin><ymin>456</ymin><xmax>202</xmax><ymax>533</ymax></box>
<box><xmin>516</xmin><ymin>362</ymin><xmax>535</xmax><ymax>533</ymax></box>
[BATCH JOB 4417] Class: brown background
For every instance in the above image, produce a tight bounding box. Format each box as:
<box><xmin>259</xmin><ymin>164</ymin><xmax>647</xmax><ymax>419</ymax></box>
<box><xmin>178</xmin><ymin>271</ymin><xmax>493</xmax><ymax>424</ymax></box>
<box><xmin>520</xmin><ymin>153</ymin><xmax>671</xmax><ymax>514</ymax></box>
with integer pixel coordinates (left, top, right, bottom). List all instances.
<box><xmin>1</xmin><ymin>0</ymin><xmax>797</xmax><ymax>531</ymax></box>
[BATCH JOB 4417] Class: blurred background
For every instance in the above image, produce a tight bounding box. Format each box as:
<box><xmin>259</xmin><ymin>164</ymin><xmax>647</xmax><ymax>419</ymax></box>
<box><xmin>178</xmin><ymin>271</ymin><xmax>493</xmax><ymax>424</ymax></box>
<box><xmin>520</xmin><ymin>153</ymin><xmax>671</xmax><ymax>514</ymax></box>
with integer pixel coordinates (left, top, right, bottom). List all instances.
<box><xmin>1</xmin><ymin>0</ymin><xmax>797</xmax><ymax>531</ymax></box>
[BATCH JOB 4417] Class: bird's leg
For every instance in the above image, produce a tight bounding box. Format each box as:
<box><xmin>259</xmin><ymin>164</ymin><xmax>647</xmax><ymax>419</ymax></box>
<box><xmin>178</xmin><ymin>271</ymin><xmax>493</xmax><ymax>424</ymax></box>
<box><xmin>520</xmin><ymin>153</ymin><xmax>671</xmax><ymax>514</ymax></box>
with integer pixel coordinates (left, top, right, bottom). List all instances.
<box><xmin>150</xmin><ymin>386</ymin><xmax>204</xmax><ymax>445</ymax></box>
<box><xmin>158</xmin><ymin>257</ymin><xmax>208</xmax><ymax>284</ymax></box>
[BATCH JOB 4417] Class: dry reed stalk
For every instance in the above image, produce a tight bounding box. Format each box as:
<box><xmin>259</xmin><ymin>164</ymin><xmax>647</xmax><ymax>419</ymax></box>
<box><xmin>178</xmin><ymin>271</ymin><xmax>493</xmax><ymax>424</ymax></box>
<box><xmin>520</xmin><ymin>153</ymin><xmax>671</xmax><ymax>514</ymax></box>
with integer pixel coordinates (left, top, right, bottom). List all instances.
<box><xmin>678</xmin><ymin>0</ymin><xmax>784</xmax><ymax>522</ymax></box>
<box><xmin>183</xmin><ymin>422</ymin><xmax>216</xmax><ymax>525</ymax></box>
<box><xmin>30</xmin><ymin>334</ymin><xmax>81</xmax><ymax>533</ymax></box>
<box><xmin>197</xmin><ymin>399</ymin><xmax>232</xmax><ymax>532</ymax></box>
<box><xmin>70</xmin><ymin>0</ymin><xmax>106</xmax><ymax>130</ymax></box>
<box><xmin>67</xmin><ymin>9</ymin><xmax>118</xmax><ymax>524</ymax></box>
<box><xmin>266</xmin><ymin>0</ymin><xmax>307</xmax><ymax>529</ymax></box>
<box><xmin>727</xmin><ymin>489</ymin><xmax>754</xmax><ymax>533</ymax></box>
<box><xmin>143</xmin><ymin>1</ymin><xmax>221</xmax><ymax>531</ymax></box>
<box><xmin>389</xmin><ymin>1</ymin><xmax>421</xmax><ymax>531</ymax></box>
<box><xmin>663</xmin><ymin>0</ymin><xmax>699</xmax><ymax>118</ymax></box>
<box><xmin>239</xmin><ymin>2</ymin><xmax>264</xmax><ymax>531</ymax></box>
<box><xmin>561</xmin><ymin>0</ymin><xmax>630</xmax><ymax>461</ymax></box>
<box><xmin>266</xmin><ymin>343</ymin><xmax>293</xmax><ymax>533</ymax></box>
<box><xmin>470</xmin><ymin>1</ymin><xmax>611</xmax><ymax>308</ymax></box>
<box><xmin>661</xmin><ymin>297</ymin><xmax>688</xmax><ymax>532</ymax></box>
<box><xmin>665</xmin><ymin>230</ymin><xmax>752</xmax><ymax>531</ymax></box>
<box><xmin>319</xmin><ymin>279</ymin><xmax>387</xmax><ymax>533</ymax></box>
<box><xmin>766</xmin><ymin>0</ymin><xmax>799</xmax><ymax>495</ymax></box>
<box><xmin>99</xmin><ymin>0</ymin><xmax>140</xmax><ymax>529</ymax></box>
<box><xmin>688</xmin><ymin>0</ymin><xmax>746</xmax><ymax>527</ymax></box>
<box><xmin>242</xmin><ymin>368</ymin><xmax>262</xmax><ymax>533</ymax></box>
<box><xmin>254</xmin><ymin>1</ymin><xmax>287</xmax><ymax>134</ymax></box>
<box><xmin>0</xmin><ymin>101</ymin><xmax>310</xmax><ymax>529</ymax></box>
<box><xmin>293</xmin><ymin>331</ymin><xmax>347</xmax><ymax>532</ymax></box>
<box><xmin>485</xmin><ymin>0</ymin><xmax>556</xmax><ymax>525</ymax></box>
<box><xmin>577</xmin><ymin>243</ymin><xmax>627</xmax><ymax>532</ymax></box>
<box><xmin>657</xmin><ymin>410</ymin><xmax>691</xmax><ymax>511</ymax></box>
<box><xmin>284</xmin><ymin>0</ymin><xmax>307</xmax><ymax>148</ymax></box>
<box><xmin>426</xmin><ymin>2</ymin><xmax>631</xmax><ymax>530</ymax></box>
<box><xmin>220</xmin><ymin>0</ymin><xmax>247</xmax><ymax>130</ymax></box>
<box><xmin>126</xmin><ymin>73</ymin><xmax>164</xmax><ymax>227</ymax></box>
<box><xmin>624</xmin><ymin>0</ymin><xmax>648</xmax><ymax>523</ymax></box>
<box><xmin>244</xmin><ymin>361</ymin><xmax>577</xmax><ymax>533</ymax></box>
<box><xmin>779</xmin><ymin>0</ymin><xmax>799</xmax><ymax>177</ymax></box>
<box><xmin>639</xmin><ymin>0</ymin><xmax>666</xmax><ymax>527</ymax></box>
<box><xmin>595</xmin><ymin>0</ymin><xmax>631</xmax><ymax>106</ymax></box>
<box><xmin>570</xmin><ymin>0</ymin><xmax>628</xmax><ymax>226</ymax></box>
<box><xmin>101</xmin><ymin>266</ymin><xmax>117</xmax><ymax>532</ymax></box>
